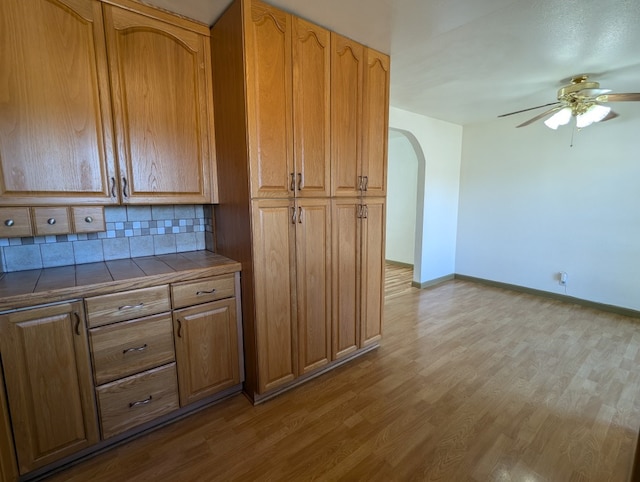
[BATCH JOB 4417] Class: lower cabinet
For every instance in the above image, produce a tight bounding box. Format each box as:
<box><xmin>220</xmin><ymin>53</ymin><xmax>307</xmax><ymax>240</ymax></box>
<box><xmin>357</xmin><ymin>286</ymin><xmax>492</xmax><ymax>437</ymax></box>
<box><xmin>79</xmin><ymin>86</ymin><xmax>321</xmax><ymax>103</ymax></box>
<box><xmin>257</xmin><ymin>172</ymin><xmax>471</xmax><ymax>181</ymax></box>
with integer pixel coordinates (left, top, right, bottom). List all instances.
<box><xmin>173</xmin><ymin>299</ymin><xmax>240</xmax><ymax>406</ymax></box>
<box><xmin>332</xmin><ymin>197</ymin><xmax>385</xmax><ymax>359</ymax></box>
<box><xmin>0</xmin><ymin>302</ymin><xmax>99</xmax><ymax>475</ymax></box>
<box><xmin>0</xmin><ymin>268</ymin><xmax>243</xmax><ymax>480</ymax></box>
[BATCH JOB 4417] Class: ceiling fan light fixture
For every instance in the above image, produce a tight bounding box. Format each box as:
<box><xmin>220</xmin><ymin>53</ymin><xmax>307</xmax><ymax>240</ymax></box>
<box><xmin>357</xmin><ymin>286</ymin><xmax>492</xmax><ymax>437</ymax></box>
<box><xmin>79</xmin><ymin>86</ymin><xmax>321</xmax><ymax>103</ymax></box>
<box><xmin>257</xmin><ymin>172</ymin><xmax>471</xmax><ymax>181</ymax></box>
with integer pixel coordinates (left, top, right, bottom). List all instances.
<box><xmin>544</xmin><ymin>107</ymin><xmax>572</xmax><ymax>130</ymax></box>
<box><xmin>576</xmin><ymin>104</ymin><xmax>611</xmax><ymax>128</ymax></box>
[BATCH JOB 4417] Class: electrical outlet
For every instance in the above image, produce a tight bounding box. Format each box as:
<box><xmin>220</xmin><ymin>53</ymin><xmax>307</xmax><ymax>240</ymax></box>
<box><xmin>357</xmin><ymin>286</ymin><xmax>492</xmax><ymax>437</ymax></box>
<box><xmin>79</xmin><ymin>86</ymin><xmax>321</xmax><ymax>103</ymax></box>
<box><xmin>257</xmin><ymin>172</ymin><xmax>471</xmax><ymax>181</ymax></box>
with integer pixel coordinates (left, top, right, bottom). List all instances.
<box><xmin>559</xmin><ymin>272</ymin><xmax>568</xmax><ymax>286</ymax></box>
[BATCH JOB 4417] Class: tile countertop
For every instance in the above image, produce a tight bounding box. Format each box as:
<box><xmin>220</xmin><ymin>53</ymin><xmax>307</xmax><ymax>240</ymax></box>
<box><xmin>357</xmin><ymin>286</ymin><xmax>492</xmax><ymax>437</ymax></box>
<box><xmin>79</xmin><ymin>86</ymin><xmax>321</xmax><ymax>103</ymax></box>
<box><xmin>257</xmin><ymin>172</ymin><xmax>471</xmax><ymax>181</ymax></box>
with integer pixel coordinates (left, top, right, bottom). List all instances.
<box><xmin>0</xmin><ymin>250</ymin><xmax>241</xmax><ymax>312</ymax></box>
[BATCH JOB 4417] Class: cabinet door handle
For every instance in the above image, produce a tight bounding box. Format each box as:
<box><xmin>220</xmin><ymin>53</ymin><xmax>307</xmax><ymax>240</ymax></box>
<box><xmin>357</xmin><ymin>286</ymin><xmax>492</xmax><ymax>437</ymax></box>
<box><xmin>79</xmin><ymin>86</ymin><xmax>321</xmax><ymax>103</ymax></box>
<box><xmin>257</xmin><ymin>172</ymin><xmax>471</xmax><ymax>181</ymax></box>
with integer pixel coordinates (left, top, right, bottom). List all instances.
<box><xmin>196</xmin><ymin>288</ymin><xmax>216</xmax><ymax>295</ymax></box>
<box><xmin>290</xmin><ymin>172</ymin><xmax>295</xmax><ymax>191</ymax></box>
<box><xmin>363</xmin><ymin>205</ymin><xmax>368</xmax><ymax>219</ymax></box>
<box><xmin>123</xmin><ymin>344</ymin><xmax>148</xmax><ymax>355</ymax></box>
<box><xmin>356</xmin><ymin>204</ymin><xmax>362</xmax><ymax>219</ymax></box>
<box><xmin>73</xmin><ymin>312</ymin><xmax>82</xmax><ymax>336</ymax></box>
<box><xmin>110</xmin><ymin>177</ymin><xmax>117</xmax><ymax>198</ymax></box>
<box><xmin>364</xmin><ymin>176</ymin><xmax>369</xmax><ymax>191</ymax></box>
<box><xmin>357</xmin><ymin>176</ymin><xmax>363</xmax><ymax>191</ymax></box>
<box><xmin>118</xmin><ymin>303</ymin><xmax>144</xmax><ymax>311</ymax></box>
<box><xmin>129</xmin><ymin>395</ymin><xmax>152</xmax><ymax>408</ymax></box>
<box><xmin>177</xmin><ymin>318</ymin><xmax>183</xmax><ymax>338</ymax></box>
<box><xmin>291</xmin><ymin>206</ymin><xmax>296</xmax><ymax>224</ymax></box>
<box><xmin>297</xmin><ymin>173</ymin><xmax>303</xmax><ymax>190</ymax></box>
<box><xmin>122</xmin><ymin>177</ymin><xmax>129</xmax><ymax>198</ymax></box>
<box><xmin>298</xmin><ymin>206</ymin><xmax>302</xmax><ymax>223</ymax></box>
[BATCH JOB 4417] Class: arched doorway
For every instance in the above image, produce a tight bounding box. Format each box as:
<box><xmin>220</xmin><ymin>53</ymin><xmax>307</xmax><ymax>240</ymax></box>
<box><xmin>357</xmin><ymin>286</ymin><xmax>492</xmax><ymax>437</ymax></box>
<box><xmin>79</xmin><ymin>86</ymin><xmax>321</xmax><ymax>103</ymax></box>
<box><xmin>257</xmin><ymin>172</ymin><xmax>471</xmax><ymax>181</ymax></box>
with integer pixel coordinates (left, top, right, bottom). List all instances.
<box><xmin>386</xmin><ymin>128</ymin><xmax>426</xmax><ymax>286</ymax></box>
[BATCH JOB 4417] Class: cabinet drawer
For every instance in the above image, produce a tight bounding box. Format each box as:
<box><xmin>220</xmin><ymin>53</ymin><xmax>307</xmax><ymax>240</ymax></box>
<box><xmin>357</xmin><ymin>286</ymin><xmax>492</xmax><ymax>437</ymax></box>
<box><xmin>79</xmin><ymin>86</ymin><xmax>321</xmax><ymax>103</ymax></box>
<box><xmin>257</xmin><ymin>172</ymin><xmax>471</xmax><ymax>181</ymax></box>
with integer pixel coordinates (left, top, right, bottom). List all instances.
<box><xmin>72</xmin><ymin>206</ymin><xmax>105</xmax><ymax>233</ymax></box>
<box><xmin>0</xmin><ymin>207</ymin><xmax>32</xmax><ymax>238</ymax></box>
<box><xmin>85</xmin><ymin>285</ymin><xmax>170</xmax><ymax>328</ymax></box>
<box><xmin>32</xmin><ymin>207</ymin><xmax>71</xmax><ymax>236</ymax></box>
<box><xmin>96</xmin><ymin>363</ymin><xmax>179</xmax><ymax>439</ymax></box>
<box><xmin>90</xmin><ymin>313</ymin><xmax>175</xmax><ymax>385</ymax></box>
<box><xmin>171</xmin><ymin>274</ymin><xmax>235</xmax><ymax>309</ymax></box>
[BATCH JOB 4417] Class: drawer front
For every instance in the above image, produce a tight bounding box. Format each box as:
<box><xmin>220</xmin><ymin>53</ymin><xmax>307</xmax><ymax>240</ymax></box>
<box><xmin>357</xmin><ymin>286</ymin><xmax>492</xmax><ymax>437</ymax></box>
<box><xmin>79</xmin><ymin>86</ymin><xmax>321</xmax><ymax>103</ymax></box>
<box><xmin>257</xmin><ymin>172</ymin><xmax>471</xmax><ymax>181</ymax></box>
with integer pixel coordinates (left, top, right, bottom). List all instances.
<box><xmin>85</xmin><ymin>285</ymin><xmax>171</xmax><ymax>328</ymax></box>
<box><xmin>96</xmin><ymin>363</ymin><xmax>179</xmax><ymax>439</ymax></box>
<box><xmin>0</xmin><ymin>207</ymin><xmax>32</xmax><ymax>238</ymax></box>
<box><xmin>171</xmin><ymin>274</ymin><xmax>235</xmax><ymax>309</ymax></box>
<box><xmin>32</xmin><ymin>207</ymin><xmax>71</xmax><ymax>235</ymax></box>
<box><xmin>72</xmin><ymin>206</ymin><xmax>106</xmax><ymax>233</ymax></box>
<box><xmin>90</xmin><ymin>313</ymin><xmax>175</xmax><ymax>385</ymax></box>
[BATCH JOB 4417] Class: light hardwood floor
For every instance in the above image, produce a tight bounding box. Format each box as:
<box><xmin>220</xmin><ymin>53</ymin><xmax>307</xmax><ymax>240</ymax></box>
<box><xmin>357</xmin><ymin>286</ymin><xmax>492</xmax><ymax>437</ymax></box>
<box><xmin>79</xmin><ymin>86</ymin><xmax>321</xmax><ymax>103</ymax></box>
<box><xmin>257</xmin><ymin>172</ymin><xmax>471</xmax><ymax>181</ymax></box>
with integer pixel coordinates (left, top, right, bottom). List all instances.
<box><xmin>48</xmin><ymin>265</ymin><xmax>640</xmax><ymax>481</ymax></box>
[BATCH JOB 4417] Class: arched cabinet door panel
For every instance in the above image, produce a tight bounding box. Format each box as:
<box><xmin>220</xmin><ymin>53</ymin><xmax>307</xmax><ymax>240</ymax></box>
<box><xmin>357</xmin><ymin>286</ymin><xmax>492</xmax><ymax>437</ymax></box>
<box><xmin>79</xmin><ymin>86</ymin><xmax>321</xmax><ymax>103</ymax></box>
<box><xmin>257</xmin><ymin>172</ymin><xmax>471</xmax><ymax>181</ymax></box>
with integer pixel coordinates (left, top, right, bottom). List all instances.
<box><xmin>103</xmin><ymin>4</ymin><xmax>214</xmax><ymax>204</ymax></box>
<box><xmin>0</xmin><ymin>0</ymin><xmax>117</xmax><ymax>205</ymax></box>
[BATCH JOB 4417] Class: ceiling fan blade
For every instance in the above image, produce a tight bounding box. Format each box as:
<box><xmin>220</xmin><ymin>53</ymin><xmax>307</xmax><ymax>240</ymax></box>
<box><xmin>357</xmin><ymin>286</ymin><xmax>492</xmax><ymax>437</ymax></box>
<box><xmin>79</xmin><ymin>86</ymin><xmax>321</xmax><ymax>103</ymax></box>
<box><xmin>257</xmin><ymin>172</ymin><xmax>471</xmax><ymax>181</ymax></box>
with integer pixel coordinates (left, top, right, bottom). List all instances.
<box><xmin>600</xmin><ymin>110</ymin><xmax>619</xmax><ymax>122</ymax></box>
<box><xmin>516</xmin><ymin>105</ymin><xmax>564</xmax><ymax>128</ymax></box>
<box><xmin>597</xmin><ymin>93</ymin><xmax>640</xmax><ymax>102</ymax></box>
<box><xmin>498</xmin><ymin>101</ymin><xmax>561</xmax><ymax>118</ymax></box>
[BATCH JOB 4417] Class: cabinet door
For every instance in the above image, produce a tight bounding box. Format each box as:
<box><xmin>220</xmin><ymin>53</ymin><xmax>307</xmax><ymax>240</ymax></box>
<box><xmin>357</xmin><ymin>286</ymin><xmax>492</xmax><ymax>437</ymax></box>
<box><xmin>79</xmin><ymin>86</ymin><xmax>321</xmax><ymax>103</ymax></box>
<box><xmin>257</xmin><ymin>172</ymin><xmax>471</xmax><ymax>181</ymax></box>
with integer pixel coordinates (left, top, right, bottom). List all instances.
<box><xmin>0</xmin><ymin>0</ymin><xmax>117</xmax><ymax>205</ymax></box>
<box><xmin>0</xmin><ymin>370</ymin><xmax>17</xmax><ymax>482</ymax></box>
<box><xmin>331</xmin><ymin>34</ymin><xmax>364</xmax><ymax>197</ymax></box>
<box><xmin>360</xmin><ymin>199</ymin><xmax>385</xmax><ymax>346</ymax></box>
<box><xmin>292</xmin><ymin>18</ymin><xmax>330</xmax><ymax>198</ymax></box>
<box><xmin>245</xmin><ymin>1</ymin><xmax>293</xmax><ymax>198</ymax></box>
<box><xmin>0</xmin><ymin>302</ymin><xmax>98</xmax><ymax>474</ymax></box>
<box><xmin>173</xmin><ymin>299</ymin><xmax>240</xmax><ymax>406</ymax></box>
<box><xmin>331</xmin><ymin>199</ymin><xmax>361</xmax><ymax>359</ymax></box>
<box><xmin>103</xmin><ymin>4</ymin><xmax>213</xmax><ymax>204</ymax></box>
<box><xmin>362</xmin><ymin>49</ymin><xmax>390</xmax><ymax>197</ymax></box>
<box><xmin>296</xmin><ymin>199</ymin><xmax>331</xmax><ymax>374</ymax></box>
<box><xmin>251</xmin><ymin>200</ymin><xmax>297</xmax><ymax>393</ymax></box>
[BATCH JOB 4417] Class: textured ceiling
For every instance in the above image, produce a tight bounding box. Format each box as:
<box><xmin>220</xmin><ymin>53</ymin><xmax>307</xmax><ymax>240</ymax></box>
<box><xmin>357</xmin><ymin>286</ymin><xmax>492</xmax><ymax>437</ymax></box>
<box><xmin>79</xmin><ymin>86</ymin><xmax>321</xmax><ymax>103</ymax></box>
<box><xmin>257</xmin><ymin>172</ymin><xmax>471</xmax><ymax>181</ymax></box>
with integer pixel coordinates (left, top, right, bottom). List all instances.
<box><xmin>144</xmin><ymin>0</ymin><xmax>640</xmax><ymax>126</ymax></box>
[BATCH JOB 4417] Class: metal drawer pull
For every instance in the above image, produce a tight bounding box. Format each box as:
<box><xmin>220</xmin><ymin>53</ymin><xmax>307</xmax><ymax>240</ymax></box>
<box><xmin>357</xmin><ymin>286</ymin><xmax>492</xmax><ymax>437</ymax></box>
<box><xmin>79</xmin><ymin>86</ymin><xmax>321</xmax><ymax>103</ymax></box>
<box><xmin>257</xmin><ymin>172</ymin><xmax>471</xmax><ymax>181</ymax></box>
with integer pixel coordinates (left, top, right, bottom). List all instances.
<box><xmin>196</xmin><ymin>288</ymin><xmax>216</xmax><ymax>295</ymax></box>
<box><xmin>84</xmin><ymin>216</ymin><xmax>93</xmax><ymax>223</ymax></box>
<box><xmin>47</xmin><ymin>218</ymin><xmax>56</xmax><ymax>225</ymax></box>
<box><xmin>129</xmin><ymin>395</ymin><xmax>152</xmax><ymax>408</ymax></box>
<box><xmin>123</xmin><ymin>344</ymin><xmax>148</xmax><ymax>355</ymax></box>
<box><xmin>110</xmin><ymin>177</ymin><xmax>117</xmax><ymax>198</ymax></box>
<box><xmin>4</xmin><ymin>219</ymin><xmax>14</xmax><ymax>227</ymax></box>
<box><xmin>118</xmin><ymin>303</ymin><xmax>144</xmax><ymax>311</ymax></box>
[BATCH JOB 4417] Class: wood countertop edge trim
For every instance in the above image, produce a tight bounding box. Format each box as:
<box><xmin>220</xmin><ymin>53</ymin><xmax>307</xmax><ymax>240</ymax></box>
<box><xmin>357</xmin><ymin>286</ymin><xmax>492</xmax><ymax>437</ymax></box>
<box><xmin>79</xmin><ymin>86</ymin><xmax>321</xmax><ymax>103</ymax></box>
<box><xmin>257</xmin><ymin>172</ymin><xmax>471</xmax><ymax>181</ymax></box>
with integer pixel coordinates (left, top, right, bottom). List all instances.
<box><xmin>0</xmin><ymin>261</ymin><xmax>242</xmax><ymax>313</ymax></box>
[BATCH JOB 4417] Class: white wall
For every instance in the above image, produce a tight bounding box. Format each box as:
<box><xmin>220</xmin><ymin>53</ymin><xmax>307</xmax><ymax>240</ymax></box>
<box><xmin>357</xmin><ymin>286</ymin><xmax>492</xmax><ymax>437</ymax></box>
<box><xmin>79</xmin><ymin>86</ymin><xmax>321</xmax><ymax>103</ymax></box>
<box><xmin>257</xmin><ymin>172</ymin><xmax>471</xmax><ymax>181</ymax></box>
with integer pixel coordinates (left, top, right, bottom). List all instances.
<box><xmin>389</xmin><ymin>106</ymin><xmax>463</xmax><ymax>283</ymax></box>
<box><xmin>456</xmin><ymin>107</ymin><xmax>640</xmax><ymax>311</ymax></box>
<box><xmin>386</xmin><ymin>133</ymin><xmax>418</xmax><ymax>265</ymax></box>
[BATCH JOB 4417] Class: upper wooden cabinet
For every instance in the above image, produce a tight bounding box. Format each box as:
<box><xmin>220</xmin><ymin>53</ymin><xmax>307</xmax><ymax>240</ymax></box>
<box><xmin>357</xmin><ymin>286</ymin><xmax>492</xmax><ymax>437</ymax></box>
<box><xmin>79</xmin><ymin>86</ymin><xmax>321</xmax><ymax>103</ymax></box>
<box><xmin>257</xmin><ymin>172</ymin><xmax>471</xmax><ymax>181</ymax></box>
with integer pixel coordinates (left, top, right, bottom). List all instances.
<box><xmin>292</xmin><ymin>18</ymin><xmax>331</xmax><ymax>198</ymax></box>
<box><xmin>103</xmin><ymin>3</ymin><xmax>216</xmax><ymax>204</ymax></box>
<box><xmin>244</xmin><ymin>1</ymin><xmax>330</xmax><ymax>199</ymax></box>
<box><xmin>0</xmin><ymin>0</ymin><xmax>117</xmax><ymax>206</ymax></box>
<box><xmin>331</xmin><ymin>34</ymin><xmax>364</xmax><ymax>198</ymax></box>
<box><xmin>331</xmin><ymin>36</ymin><xmax>390</xmax><ymax>197</ymax></box>
<box><xmin>0</xmin><ymin>0</ymin><xmax>217</xmax><ymax>206</ymax></box>
<box><xmin>362</xmin><ymin>49</ymin><xmax>390</xmax><ymax>197</ymax></box>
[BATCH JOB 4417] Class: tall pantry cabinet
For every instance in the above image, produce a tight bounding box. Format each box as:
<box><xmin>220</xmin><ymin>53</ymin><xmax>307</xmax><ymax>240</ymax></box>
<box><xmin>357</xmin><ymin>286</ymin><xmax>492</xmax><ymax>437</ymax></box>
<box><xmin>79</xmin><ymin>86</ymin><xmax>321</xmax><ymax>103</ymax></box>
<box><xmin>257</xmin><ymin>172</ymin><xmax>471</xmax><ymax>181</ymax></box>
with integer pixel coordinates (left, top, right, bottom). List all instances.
<box><xmin>211</xmin><ymin>0</ymin><xmax>389</xmax><ymax>402</ymax></box>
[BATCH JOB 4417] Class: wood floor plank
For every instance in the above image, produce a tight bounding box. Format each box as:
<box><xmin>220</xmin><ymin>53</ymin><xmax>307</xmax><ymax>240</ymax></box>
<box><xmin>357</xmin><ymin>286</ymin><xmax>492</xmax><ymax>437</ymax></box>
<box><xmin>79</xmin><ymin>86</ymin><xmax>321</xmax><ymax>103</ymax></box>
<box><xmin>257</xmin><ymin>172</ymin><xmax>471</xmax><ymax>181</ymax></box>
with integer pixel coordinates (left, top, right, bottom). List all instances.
<box><xmin>46</xmin><ymin>265</ymin><xmax>640</xmax><ymax>481</ymax></box>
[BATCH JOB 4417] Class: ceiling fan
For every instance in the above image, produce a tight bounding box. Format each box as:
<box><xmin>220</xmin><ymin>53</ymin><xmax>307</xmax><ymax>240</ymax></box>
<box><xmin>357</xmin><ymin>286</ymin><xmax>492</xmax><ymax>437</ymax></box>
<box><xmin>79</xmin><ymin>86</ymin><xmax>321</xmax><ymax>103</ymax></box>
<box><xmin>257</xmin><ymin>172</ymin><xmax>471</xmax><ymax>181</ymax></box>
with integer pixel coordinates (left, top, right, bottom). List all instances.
<box><xmin>498</xmin><ymin>75</ymin><xmax>640</xmax><ymax>129</ymax></box>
